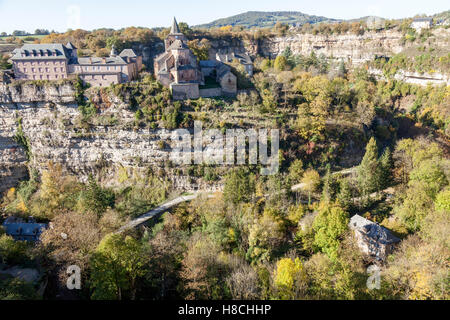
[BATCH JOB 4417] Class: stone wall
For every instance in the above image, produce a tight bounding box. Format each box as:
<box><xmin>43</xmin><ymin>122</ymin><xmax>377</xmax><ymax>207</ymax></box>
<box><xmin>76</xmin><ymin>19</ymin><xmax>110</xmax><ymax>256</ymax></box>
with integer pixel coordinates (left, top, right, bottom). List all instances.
<box><xmin>170</xmin><ymin>83</ymin><xmax>200</xmax><ymax>100</ymax></box>
<box><xmin>199</xmin><ymin>87</ymin><xmax>222</xmax><ymax>98</ymax></box>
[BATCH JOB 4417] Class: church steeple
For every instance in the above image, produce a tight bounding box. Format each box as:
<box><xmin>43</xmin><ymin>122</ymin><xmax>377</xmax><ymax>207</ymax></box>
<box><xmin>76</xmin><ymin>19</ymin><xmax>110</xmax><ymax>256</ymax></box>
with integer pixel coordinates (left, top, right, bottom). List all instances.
<box><xmin>170</xmin><ymin>17</ymin><xmax>181</xmax><ymax>34</ymax></box>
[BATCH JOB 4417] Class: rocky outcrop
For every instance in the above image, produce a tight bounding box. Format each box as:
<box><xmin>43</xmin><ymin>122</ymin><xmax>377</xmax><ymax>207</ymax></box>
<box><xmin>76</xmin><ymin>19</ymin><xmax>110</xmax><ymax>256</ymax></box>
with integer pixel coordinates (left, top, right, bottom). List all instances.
<box><xmin>370</xmin><ymin>68</ymin><xmax>450</xmax><ymax>86</ymax></box>
<box><xmin>0</xmin><ymin>83</ymin><xmax>224</xmax><ymax>194</ymax></box>
<box><xmin>0</xmin><ymin>82</ymin><xmax>76</xmax><ymax>104</ymax></box>
<box><xmin>257</xmin><ymin>30</ymin><xmax>406</xmax><ymax>63</ymax></box>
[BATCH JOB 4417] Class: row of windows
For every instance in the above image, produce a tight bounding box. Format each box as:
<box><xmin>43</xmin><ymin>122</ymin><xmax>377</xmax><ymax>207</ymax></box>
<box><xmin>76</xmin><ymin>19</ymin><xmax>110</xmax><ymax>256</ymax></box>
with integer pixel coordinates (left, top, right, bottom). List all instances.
<box><xmin>16</xmin><ymin>61</ymin><xmax>65</xmax><ymax>67</ymax></box>
<box><xmin>26</xmin><ymin>74</ymin><xmax>66</xmax><ymax>80</ymax></box>
<box><xmin>76</xmin><ymin>65</ymin><xmax>123</xmax><ymax>72</ymax></box>
<box><xmin>20</xmin><ymin>67</ymin><xmax>65</xmax><ymax>73</ymax></box>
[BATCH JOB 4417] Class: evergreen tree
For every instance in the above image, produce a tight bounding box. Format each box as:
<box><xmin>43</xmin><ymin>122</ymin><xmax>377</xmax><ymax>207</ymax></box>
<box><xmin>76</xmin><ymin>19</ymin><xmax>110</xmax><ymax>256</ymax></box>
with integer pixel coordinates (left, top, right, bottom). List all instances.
<box><xmin>379</xmin><ymin>147</ymin><xmax>393</xmax><ymax>190</ymax></box>
<box><xmin>336</xmin><ymin>178</ymin><xmax>353</xmax><ymax>211</ymax></box>
<box><xmin>357</xmin><ymin>138</ymin><xmax>382</xmax><ymax>202</ymax></box>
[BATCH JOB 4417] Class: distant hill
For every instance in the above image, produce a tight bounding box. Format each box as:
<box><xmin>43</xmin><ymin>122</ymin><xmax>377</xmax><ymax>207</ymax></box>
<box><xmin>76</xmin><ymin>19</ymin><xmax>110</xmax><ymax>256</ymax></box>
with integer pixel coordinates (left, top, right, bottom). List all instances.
<box><xmin>195</xmin><ymin>11</ymin><xmax>338</xmax><ymax>29</ymax></box>
<box><xmin>434</xmin><ymin>10</ymin><xmax>450</xmax><ymax>22</ymax></box>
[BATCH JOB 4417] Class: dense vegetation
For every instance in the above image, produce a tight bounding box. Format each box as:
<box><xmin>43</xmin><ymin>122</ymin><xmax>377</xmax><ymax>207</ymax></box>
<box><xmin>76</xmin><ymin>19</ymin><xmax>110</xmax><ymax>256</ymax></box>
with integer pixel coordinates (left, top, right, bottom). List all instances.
<box><xmin>0</xmin><ymin>20</ymin><xmax>449</xmax><ymax>301</ymax></box>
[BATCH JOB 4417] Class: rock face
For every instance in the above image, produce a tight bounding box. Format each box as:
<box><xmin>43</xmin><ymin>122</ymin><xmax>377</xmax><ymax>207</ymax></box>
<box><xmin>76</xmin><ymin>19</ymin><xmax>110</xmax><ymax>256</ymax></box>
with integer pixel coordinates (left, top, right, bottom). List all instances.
<box><xmin>257</xmin><ymin>31</ymin><xmax>406</xmax><ymax>63</ymax></box>
<box><xmin>0</xmin><ymin>83</ymin><xmax>223</xmax><ymax>194</ymax></box>
<box><xmin>0</xmin><ymin>83</ymin><xmax>76</xmax><ymax>104</ymax></box>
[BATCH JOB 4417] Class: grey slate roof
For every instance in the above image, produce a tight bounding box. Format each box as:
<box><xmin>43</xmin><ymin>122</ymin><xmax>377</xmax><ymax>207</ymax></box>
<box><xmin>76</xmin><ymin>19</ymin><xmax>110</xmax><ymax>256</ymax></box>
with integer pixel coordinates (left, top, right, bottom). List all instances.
<box><xmin>66</xmin><ymin>42</ymin><xmax>77</xmax><ymax>49</ymax></box>
<box><xmin>168</xmin><ymin>39</ymin><xmax>189</xmax><ymax>50</ymax></box>
<box><xmin>170</xmin><ymin>17</ymin><xmax>182</xmax><ymax>35</ymax></box>
<box><xmin>349</xmin><ymin>215</ymin><xmax>400</xmax><ymax>245</ymax></box>
<box><xmin>412</xmin><ymin>17</ymin><xmax>433</xmax><ymax>22</ymax></box>
<box><xmin>11</xmin><ymin>44</ymin><xmax>70</xmax><ymax>60</ymax></box>
<box><xmin>199</xmin><ymin>60</ymin><xmax>217</xmax><ymax>68</ymax></box>
<box><xmin>78</xmin><ymin>56</ymin><xmax>127</xmax><ymax>65</ymax></box>
<box><xmin>119</xmin><ymin>49</ymin><xmax>137</xmax><ymax>58</ymax></box>
<box><xmin>3</xmin><ymin>217</ymin><xmax>47</xmax><ymax>242</ymax></box>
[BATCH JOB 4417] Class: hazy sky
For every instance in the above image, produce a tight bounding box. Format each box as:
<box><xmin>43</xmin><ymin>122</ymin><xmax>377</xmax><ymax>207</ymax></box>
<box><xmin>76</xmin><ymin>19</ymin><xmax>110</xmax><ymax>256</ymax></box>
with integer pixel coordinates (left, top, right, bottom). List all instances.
<box><xmin>0</xmin><ymin>0</ymin><xmax>448</xmax><ymax>34</ymax></box>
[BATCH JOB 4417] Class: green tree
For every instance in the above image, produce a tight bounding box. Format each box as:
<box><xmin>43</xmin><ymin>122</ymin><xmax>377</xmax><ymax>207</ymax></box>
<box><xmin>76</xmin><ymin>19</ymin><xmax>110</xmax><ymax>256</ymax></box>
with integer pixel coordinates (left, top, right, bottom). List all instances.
<box><xmin>90</xmin><ymin>234</ymin><xmax>147</xmax><ymax>300</ymax></box>
<box><xmin>0</xmin><ymin>54</ymin><xmax>12</xmax><ymax>70</ymax></box>
<box><xmin>223</xmin><ymin>168</ymin><xmax>255</xmax><ymax>205</ymax></box>
<box><xmin>379</xmin><ymin>147</ymin><xmax>393</xmax><ymax>190</ymax></box>
<box><xmin>357</xmin><ymin>138</ymin><xmax>382</xmax><ymax>201</ymax></box>
<box><xmin>287</xmin><ymin>159</ymin><xmax>304</xmax><ymax>185</ymax></box>
<box><xmin>274</xmin><ymin>55</ymin><xmax>288</xmax><ymax>71</ymax></box>
<box><xmin>313</xmin><ymin>205</ymin><xmax>349</xmax><ymax>261</ymax></box>
<box><xmin>336</xmin><ymin>178</ymin><xmax>353</xmax><ymax>211</ymax></box>
<box><xmin>301</xmin><ymin>169</ymin><xmax>320</xmax><ymax>205</ymax></box>
<box><xmin>80</xmin><ymin>175</ymin><xmax>115</xmax><ymax>216</ymax></box>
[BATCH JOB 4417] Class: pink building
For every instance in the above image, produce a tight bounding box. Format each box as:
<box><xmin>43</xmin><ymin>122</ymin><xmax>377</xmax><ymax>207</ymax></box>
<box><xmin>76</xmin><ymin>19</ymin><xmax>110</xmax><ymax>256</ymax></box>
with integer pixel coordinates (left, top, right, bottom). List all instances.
<box><xmin>11</xmin><ymin>43</ymin><xmax>143</xmax><ymax>87</ymax></box>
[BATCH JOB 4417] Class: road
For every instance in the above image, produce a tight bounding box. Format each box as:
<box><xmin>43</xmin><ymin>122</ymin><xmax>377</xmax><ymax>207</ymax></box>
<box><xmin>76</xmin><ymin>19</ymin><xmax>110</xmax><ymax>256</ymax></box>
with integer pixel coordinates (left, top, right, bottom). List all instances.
<box><xmin>118</xmin><ymin>166</ymin><xmax>362</xmax><ymax>232</ymax></box>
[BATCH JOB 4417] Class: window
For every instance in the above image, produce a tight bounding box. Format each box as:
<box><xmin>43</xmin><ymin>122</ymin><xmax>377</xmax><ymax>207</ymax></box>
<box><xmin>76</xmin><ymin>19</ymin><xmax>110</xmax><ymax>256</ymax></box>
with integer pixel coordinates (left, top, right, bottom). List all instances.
<box><xmin>61</xmin><ymin>67</ymin><xmax>64</xmax><ymax>72</ymax></box>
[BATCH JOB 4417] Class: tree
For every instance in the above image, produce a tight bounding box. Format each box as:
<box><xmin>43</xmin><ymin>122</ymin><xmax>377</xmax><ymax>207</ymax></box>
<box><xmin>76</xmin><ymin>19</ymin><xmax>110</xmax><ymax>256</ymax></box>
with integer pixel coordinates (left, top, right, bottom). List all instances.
<box><xmin>223</xmin><ymin>168</ymin><xmax>255</xmax><ymax>205</ymax></box>
<box><xmin>226</xmin><ymin>261</ymin><xmax>260</xmax><ymax>300</ymax></box>
<box><xmin>79</xmin><ymin>175</ymin><xmax>115</xmax><ymax>216</ymax></box>
<box><xmin>180</xmin><ymin>233</ymin><xmax>230</xmax><ymax>299</ymax></box>
<box><xmin>301</xmin><ymin>169</ymin><xmax>320</xmax><ymax>205</ymax></box>
<box><xmin>274</xmin><ymin>55</ymin><xmax>288</xmax><ymax>71</ymax></box>
<box><xmin>246</xmin><ymin>208</ymin><xmax>285</xmax><ymax>264</ymax></box>
<box><xmin>357</xmin><ymin>138</ymin><xmax>382</xmax><ymax>201</ymax></box>
<box><xmin>90</xmin><ymin>234</ymin><xmax>147</xmax><ymax>300</ymax></box>
<box><xmin>379</xmin><ymin>147</ymin><xmax>393</xmax><ymax>190</ymax></box>
<box><xmin>336</xmin><ymin>178</ymin><xmax>353</xmax><ymax>211</ymax></box>
<box><xmin>0</xmin><ymin>54</ymin><xmax>11</xmax><ymax>70</ymax></box>
<box><xmin>313</xmin><ymin>205</ymin><xmax>349</xmax><ymax>261</ymax></box>
<box><xmin>178</xmin><ymin>22</ymin><xmax>193</xmax><ymax>36</ymax></box>
<box><xmin>434</xmin><ymin>188</ymin><xmax>450</xmax><ymax>212</ymax></box>
<box><xmin>273</xmin><ymin>257</ymin><xmax>306</xmax><ymax>299</ymax></box>
<box><xmin>322</xmin><ymin>166</ymin><xmax>339</xmax><ymax>203</ymax></box>
<box><xmin>288</xmin><ymin>159</ymin><xmax>304</xmax><ymax>185</ymax></box>
<box><xmin>188</xmin><ymin>39</ymin><xmax>211</xmax><ymax>62</ymax></box>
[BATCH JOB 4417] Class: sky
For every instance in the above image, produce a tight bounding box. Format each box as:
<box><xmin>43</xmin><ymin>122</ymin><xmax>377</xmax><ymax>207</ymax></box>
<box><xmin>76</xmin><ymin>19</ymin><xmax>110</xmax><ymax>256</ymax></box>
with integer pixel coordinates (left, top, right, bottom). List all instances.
<box><xmin>0</xmin><ymin>0</ymin><xmax>448</xmax><ymax>34</ymax></box>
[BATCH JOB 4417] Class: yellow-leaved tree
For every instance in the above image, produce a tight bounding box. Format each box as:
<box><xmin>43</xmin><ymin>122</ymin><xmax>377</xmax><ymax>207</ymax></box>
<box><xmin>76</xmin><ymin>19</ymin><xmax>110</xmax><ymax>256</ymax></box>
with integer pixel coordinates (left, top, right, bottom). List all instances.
<box><xmin>274</xmin><ymin>257</ymin><xmax>307</xmax><ymax>299</ymax></box>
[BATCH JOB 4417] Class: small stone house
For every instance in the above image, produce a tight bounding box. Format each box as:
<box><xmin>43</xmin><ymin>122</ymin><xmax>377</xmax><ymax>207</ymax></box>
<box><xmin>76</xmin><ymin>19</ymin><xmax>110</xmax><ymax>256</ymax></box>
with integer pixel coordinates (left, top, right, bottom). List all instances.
<box><xmin>216</xmin><ymin>50</ymin><xmax>254</xmax><ymax>76</ymax></box>
<box><xmin>349</xmin><ymin>215</ymin><xmax>400</xmax><ymax>262</ymax></box>
<box><xmin>411</xmin><ymin>18</ymin><xmax>433</xmax><ymax>32</ymax></box>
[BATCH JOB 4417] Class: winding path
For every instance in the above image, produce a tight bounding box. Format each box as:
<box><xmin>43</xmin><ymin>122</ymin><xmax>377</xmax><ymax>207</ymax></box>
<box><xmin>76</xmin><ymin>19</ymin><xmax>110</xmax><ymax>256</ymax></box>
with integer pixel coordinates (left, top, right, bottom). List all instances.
<box><xmin>118</xmin><ymin>166</ymin><xmax>361</xmax><ymax>232</ymax></box>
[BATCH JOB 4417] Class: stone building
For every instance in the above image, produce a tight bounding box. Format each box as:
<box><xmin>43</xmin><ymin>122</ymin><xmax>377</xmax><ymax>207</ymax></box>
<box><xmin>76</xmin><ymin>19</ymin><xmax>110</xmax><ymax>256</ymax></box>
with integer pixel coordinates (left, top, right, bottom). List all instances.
<box><xmin>411</xmin><ymin>17</ymin><xmax>433</xmax><ymax>32</ymax></box>
<box><xmin>216</xmin><ymin>50</ymin><xmax>254</xmax><ymax>76</ymax></box>
<box><xmin>154</xmin><ymin>18</ymin><xmax>237</xmax><ymax>100</ymax></box>
<box><xmin>11</xmin><ymin>43</ymin><xmax>142</xmax><ymax>87</ymax></box>
<box><xmin>349</xmin><ymin>215</ymin><xmax>400</xmax><ymax>262</ymax></box>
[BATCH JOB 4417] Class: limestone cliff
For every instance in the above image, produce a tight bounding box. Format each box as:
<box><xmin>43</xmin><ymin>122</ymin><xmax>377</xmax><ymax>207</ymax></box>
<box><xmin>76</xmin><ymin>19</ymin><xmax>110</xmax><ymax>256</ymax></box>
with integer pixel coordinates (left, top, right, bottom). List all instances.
<box><xmin>0</xmin><ymin>83</ymin><xmax>223</xmax><ymax>194</ymax></box>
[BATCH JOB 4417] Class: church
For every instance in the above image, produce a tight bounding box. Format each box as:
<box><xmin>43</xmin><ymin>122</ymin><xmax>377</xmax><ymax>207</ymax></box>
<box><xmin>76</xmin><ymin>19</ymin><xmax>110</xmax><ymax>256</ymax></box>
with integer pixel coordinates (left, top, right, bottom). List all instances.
<box><xmin>154</xmin><ymin>18</ymin><xmax>237</xmax><ymax>100</ymax></box>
